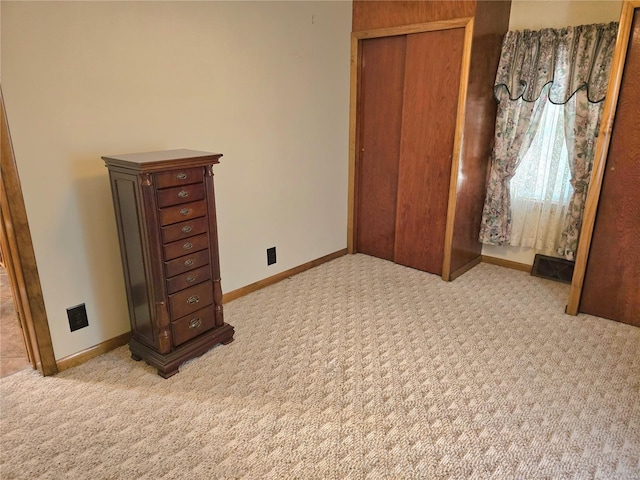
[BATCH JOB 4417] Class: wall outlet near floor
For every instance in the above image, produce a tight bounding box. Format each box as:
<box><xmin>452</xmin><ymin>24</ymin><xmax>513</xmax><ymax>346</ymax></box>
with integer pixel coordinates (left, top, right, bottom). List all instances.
<box><xmin>67</xmin><ymin>303</ymin><xmax>89</xmax><ymax>332</ymax></box>
<box><xmin>267</xmin><ymin>247</ymin><xmax>277</xmax><ymax>266</ymax></box>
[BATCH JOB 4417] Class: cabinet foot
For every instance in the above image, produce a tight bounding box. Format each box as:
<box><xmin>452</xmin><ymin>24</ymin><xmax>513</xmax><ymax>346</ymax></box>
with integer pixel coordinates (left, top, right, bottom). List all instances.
<box><xmin>128</xmin><ymin>323</ymin><xmax>234</xmax><ymax>378</ymax></box>
<box><xmin>157</xmin><ymin>367</ymin><xmax>179</xmax><ymax>379</ymax></box>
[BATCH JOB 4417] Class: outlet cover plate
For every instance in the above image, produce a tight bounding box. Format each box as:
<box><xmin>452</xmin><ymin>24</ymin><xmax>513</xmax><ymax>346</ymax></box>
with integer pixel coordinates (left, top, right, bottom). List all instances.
<box><xmin>67</xmin><ymin>303</ymin><xmax>89</xmax><ymax>332</ymax></box>
<box><xmin>267</xmin><ymin>247</ymin><xmax>277</xmax><ymax>266</ymax></box>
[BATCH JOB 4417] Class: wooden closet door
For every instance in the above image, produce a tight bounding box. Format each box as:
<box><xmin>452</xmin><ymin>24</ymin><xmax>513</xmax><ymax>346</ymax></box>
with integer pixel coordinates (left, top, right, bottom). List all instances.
<box><xmin>394</xmin><ymin>28</ymin><xmax>464</xmax><ymax>274</ymax></box>
<box><xmin>355</xmin><ymin>36</ymin><xmax>406</xmax><ymax>261</ymax></box>
<box><xmin>580</xmin><ymin>10</ymin><xmax>640</xmax><ymax>327</ymax></box>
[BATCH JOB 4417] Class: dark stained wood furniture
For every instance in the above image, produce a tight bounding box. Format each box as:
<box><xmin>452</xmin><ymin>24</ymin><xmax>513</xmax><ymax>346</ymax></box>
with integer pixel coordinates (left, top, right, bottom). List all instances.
<box><xmin>349</xmin><ymin>0</ymin><xmax>511</xmax><ymax>280</ymax></box>
<box><xmin>103</xmin><ymin>149</ymin><xmax>234</xmax><ymax>377</ymax></box>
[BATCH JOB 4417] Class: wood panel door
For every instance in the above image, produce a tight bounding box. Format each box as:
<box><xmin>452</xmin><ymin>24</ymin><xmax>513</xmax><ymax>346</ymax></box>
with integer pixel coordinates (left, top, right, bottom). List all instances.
<box><xmin>580</xmin><ymin>10</ymin><xmax>640</xmax><ymax>327</ymax></box>
<box><xmin>355</xmin><ymin>28</ymin><xmax>464</xmax><ymax>274</ymax></box>
<box><xmin>394</xmin><ymin>28</ymin><xmax>464</xmax><ymax>274</ymax></box>
<box><xmin>356</xmin><ymin>35</ymin><xmax>406</xmax><ymax>261</ymax></box>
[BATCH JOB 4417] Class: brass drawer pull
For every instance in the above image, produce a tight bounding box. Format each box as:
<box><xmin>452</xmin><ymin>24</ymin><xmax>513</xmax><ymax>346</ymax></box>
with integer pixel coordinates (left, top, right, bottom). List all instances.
<box><xmin>187</xmin><ymin>295</ymin><xmax>200</xmax><ymax>305</ymax></box>
<box><xmin>184</xmin><ymin>259</ymin><xmax>194</xmax><ymax>266</ymax></box>
<box><xmin>189</xmin><ymin>318</ymin><xmax>202</xmax><ymax>329</ymax></box>
<box><xmin>178</xmin><ymin>190</ymin><xmax>189</xmax><ymax>198</ymax></box>
<box><xmin>183</xmin><ymin>242</ymin><xmax>193</xmax><ymax>250</ymax></box>
<box><xmin>177</xmin><ymin>172</ymin><xmax>187</xmax><ymax>180</ymax></box>
<box><xmin>180</xmin><ymin>208</ymin><xmax>190</xmax><ymax>216</ymax></box>
<box><xmin>181</xmin><ymin>225</ymin><xmax>192</xmax><ymax>234</ymax></box>
<box><xmin>186</xmin><ymin>275</ymin><xmax>196</xmax><ymax>283</ymax></box>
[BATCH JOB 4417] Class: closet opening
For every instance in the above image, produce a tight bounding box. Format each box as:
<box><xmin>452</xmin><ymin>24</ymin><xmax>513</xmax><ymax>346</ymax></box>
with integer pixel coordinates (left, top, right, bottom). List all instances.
<box><xmin>348</xmin><ymin>15</ymin><xmax>491</xmax><ymax>282</ymax></box>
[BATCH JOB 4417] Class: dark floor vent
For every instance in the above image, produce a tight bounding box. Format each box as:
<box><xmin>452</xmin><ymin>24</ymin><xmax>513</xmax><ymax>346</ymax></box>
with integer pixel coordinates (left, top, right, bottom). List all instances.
<box><xmin>531</xmin><ymin>254</ymin><xmax>575</xmax><ymax>284</ymax></box>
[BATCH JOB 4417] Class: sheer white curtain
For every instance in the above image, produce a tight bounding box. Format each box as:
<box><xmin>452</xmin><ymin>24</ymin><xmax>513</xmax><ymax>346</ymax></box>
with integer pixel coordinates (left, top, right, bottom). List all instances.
<box><xmin>509</xmin><ymin>100</ymin><xmax>573</xmax><ymax>254</ymax></box>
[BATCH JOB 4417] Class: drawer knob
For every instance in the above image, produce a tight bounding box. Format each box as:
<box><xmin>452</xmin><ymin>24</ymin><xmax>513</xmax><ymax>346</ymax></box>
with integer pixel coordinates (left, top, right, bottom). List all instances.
<box><xmin>187</xmin><ymin>295</ymin><xmax>200</xmax><ymax>305</ymax></box>
<box><xmin>177</xmin><ymin>172</ymin><xmax>187</xmax><ymax>180</ymax></box>
<box><xmin>189</xmin><ymin>318</ymin><xmax>202</xmax><ymax>329</ymax></box>
<box><xmin>184</xmin><ymin>259</ymin><xmax>194</xmax><ymax>266</ymax></box>
<box><xmin>181</xmin><ymin>225</ymin><xmax>192</xmax><ymax>234</ymax></box>
<box><xmin>183</xmin><ymin>242</ymin><xmax>193</xmax><ymax>250</ymax></box>
<box><xmin>186</xmin><ymin>275</ymin><xmax>196</xmax><ymax>283</ymax></box>
<box><xmin>178</xmin><ymin>190</ymin><xmax>189</xmax><ymax>198</ymax></box>
<box><xmin>180</xmin><ymin>208</ymin><xmax>190</xmax><ymax>216</ymax></box>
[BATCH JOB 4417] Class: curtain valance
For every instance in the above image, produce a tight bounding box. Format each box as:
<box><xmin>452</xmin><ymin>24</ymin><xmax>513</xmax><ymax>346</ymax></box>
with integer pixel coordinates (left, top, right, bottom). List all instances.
<box><xmin>494</xmin><ymin>22</ymin><xmax>618</xmax><ymax>104</ymax></box>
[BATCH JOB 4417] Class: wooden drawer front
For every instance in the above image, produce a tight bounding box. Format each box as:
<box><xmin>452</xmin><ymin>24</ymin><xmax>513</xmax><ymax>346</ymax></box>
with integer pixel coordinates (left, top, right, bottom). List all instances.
<box><xmin>169</xmin><ymin>282</ymin><xmax>214</xmax><ymax>320</ymax></box>
<box><xmin>172</xmin><ymin>305</ymin><xmax>216</xmax><ymax>347</ymax></box>
<box><xmin>166</xmin><ymin>265</ymin><xmax>211</xmax><ymax>295</ymax></box>
<box><xmin>157</xmin><ymin>183</ymin><xmax>205</xmax><ymax>208</ymax></box>
<box><xmin>155</xmin><ymin>167</ymin><xmax>203</xmax><ymax>189</ymax></box>
<box><xmin>165</xmin><ymin>249</ymin><xmax>210</xmax><ymax>278</ymax></box>
<box><xmin>163</xmin><ymin>233</ymin><xmax>209</xmax><ymax>261</ymax></box>
<box><xmin>159</xmin><ymin>200</ymin><xmax>207</xmax><ymax>226</ymax></box>
<box><xmin>161</xmin><ymin>217</ymin><xmax>208</xmax><ymax>244</ymax></box>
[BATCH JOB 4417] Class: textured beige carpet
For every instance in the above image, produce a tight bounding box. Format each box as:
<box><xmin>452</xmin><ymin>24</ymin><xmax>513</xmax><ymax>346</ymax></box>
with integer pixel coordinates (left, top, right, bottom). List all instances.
<box><xmin>1</xmin><ymin>254</ymin><xmax>639</xmax><ymax>479</ymax></box>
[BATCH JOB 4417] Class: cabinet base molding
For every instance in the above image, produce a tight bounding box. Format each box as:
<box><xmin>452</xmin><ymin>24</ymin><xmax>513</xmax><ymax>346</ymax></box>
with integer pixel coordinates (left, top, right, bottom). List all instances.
<box><xmin>130</xmin><ymin>323</ymin><xmax>235</xmax><ymax>378</ymax></box>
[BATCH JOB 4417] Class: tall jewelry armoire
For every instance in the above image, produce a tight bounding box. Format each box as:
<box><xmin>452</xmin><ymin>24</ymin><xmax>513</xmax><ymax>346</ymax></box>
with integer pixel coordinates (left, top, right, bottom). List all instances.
<box><xmin>103</xmin><ymin>149</ymin><xmax>234</xmax><ymax>377</ymax></box>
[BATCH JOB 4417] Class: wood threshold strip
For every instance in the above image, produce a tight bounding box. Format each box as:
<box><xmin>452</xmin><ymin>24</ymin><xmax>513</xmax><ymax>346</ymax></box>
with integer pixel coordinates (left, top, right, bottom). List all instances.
<box><xmin>566</xmin><ymin>0</ymin><xmax>639</xmax><ymax>315</ymax></box>
<box><xmin>223</xmin><ymin>249</ymin><xmax>348</xmax><ymax>303</ymax></box>
<box><xmin>481</xmin><ymin>255</ymin><xmax>532</xmax><ymax>273</ymax></box>
<box><xmin>56</xmin><ymin>332</ymin><xmax>130</xmax><ymax>373</ymax></box>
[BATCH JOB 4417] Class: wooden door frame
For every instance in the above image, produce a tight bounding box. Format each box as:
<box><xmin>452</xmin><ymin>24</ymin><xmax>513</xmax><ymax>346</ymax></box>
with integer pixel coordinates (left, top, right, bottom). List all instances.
<box><xmin>347</xmin><ymin>17</ymin><xmax>475</xmax><ymax>281</ymax></box>
<box><xmin>1</xmin><ymin>86</ymin><xmax>58</xmax><ymax>376</ymax></box>
<box><xmin>566</xmin><ymin>0</ymin><xmax>639</xmax><ymax>315</ymax></box>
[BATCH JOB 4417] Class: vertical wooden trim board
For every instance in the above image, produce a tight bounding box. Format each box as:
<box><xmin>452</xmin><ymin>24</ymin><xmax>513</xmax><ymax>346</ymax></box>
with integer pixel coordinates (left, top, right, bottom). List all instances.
<box><xmin>348</xmin><ymin>17</ymin><xmax>473</xmax><ymax>275</ymax></box>
<box><xmin>0</xmin><ymin>86</ymin><xmax>57</xmax><ymax>376</ymax></box>
<box><xmin>566</xmin><ymin>1</ymin><xmax>639</xmax><ymax>315</ymax></box>
<box><xmin>441</xmin><ymin>18</ymin><xmax>474</xmax><ymax>281</ymax></box>
<box><xmin>0</xmin><ymin>208</ymin><xmax>36</xmax><ymax>365</ymax></box>
<box><xmin>347</xmin><ymin>35</ymin><xmax>359</xmax><ymax>254</ymax></box>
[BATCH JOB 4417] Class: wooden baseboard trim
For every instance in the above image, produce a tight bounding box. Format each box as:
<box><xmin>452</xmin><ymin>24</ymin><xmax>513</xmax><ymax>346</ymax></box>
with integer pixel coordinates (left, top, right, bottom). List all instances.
<box><xmin>56</xmin><ymin>332</ymin><xmax>130</xmax><ymax>373</ymax></box>
<box><xmin>481</xmin><ymin>255</ymin><xmax>532</xmax><ymax>273</ymax></box>
<box><xmin>55</xmin><ymin>249</ymin><xmax>348</xmax><ymax>372</ymax></box>
<box><xmin>449</xmin><ymin>256</ymin><xmax>482</xmax><ymax>281</ymax></box>
<box><xmin>222</xmin><ymin>248</ymin><xmax>348</xmax><ymax>303</ymax></box>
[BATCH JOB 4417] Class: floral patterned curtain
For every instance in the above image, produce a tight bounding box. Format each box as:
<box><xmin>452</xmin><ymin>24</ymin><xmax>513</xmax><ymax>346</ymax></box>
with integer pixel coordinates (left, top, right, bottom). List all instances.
<box><xmin>495</xmin><ymin>23</ymin><xmax>618</xmax><ymax>103</ymax></box>
<box><xmin>557</xmin><ymin>91</ymin><xmax>605</xmax><ymax>260</ymax></box>
<box><xmin>478</xmin><ymin>87</ymin><xmax>549</xmax><ymax>245</ymax></box>
<box><xmin>480</xmin><ymin>22</ymin><xmax>618</xmax><ymax>250</ymax></box>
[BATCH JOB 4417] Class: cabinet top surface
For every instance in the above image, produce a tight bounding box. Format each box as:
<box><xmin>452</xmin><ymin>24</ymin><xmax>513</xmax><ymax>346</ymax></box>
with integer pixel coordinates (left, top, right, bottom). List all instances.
<box><xmin>102</xmin><ymin>149</ymin><xmax>222</xmax><ymax>171</ymax></box>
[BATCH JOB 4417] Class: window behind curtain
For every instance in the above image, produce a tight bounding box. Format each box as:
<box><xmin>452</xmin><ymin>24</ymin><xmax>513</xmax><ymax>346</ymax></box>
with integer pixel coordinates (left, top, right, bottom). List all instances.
<box><xmin>509</xmin><ymin>102</ymin><xmax>573</xmax><ymax>254</ymax></box>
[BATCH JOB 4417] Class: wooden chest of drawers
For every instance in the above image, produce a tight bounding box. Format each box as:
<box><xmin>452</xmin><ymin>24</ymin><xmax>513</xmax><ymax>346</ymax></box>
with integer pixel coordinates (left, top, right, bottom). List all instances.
<box><xmin>103</xmin><ymin>149</ymin><xmax>234</xmax><ymax>377</ymax></box>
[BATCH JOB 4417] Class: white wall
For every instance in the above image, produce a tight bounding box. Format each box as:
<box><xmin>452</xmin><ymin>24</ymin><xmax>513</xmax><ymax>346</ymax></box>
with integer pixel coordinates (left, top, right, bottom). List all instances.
<box><xmin>510</xmin><ymin>0</ymin><xmax>622</xmax><ymax>30</ymax></box>
<box><xmin>1</xmin><ymin>1</ymin><xmax>351</xmax><ymax>360</ymax></box>
<box><xmin>483</xmin><ymin>0</ymin><xmax>622</xmax><ymax>266</ymax></box>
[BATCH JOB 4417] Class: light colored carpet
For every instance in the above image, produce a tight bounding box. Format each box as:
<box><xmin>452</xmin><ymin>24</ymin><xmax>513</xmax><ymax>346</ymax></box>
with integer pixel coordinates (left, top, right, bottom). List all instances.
<box><xmin>1</xmin><ymin>254</ymin><xmax>639</xmax><ymax>479</ymax></box>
